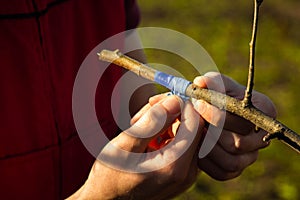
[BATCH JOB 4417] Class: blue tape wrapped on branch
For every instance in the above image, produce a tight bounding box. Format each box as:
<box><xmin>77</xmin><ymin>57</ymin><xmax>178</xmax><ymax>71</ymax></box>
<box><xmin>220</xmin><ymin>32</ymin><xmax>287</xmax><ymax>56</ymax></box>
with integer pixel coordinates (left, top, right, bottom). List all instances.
<box><xmin>154</xmin><ymin>71</ymin><xmax>191</xmax><ymax>101</ymax></box>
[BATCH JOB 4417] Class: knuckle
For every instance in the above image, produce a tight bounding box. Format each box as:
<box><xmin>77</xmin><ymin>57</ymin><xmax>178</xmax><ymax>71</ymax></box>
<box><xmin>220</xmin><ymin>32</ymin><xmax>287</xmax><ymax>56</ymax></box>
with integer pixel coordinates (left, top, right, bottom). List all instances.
<box><xmin>225</xmin><ymin>135</ymin><xmax>244</xmax><ymax>154</ymax></box>
<box><xmin>227</xmin><ymin>138</ymin><xmax>237</xmax><ymax>153</ymax></box>
<box><xmin>227</xmin><ymin>134</ymin><xmax>248</xmax><ymax>154</ymax></box>
<box><xmin>234</xmin><ymin>137</ymin><xmax>244</xmax><ymax>152</ymax></box>
<box><xmin>204</xmin><ymin>72</ymin><xmax>225</xmax><ymax>93</ymax></box>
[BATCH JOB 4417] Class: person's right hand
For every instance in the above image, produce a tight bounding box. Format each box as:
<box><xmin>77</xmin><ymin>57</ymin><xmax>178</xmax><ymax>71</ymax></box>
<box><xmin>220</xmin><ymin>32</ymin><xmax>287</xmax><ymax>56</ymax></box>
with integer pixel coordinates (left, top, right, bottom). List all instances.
<box><xmin>68</xmin><ymin>94</ymin><xmax>205</xmax><ymax>200</ymax></box>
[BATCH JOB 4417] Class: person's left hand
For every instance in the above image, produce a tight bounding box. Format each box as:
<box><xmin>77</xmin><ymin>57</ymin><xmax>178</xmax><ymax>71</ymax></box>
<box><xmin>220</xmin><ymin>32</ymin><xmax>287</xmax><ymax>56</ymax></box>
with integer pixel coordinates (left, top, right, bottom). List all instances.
<box><xmin>193</xmin><ymin>72</ymin><xmax>277</xmax><ymax>180</ymax></box>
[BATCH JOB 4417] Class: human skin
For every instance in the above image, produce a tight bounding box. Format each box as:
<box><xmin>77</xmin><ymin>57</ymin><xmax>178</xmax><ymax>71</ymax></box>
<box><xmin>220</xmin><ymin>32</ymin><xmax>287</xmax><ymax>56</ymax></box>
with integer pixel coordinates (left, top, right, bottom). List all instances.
<box><xmin>194</xmin><ymin>72</ymin><xmax>276</xmax><ymax>180</ymax></box>
<box><xmin>68</xmin><ymin>73</ymin><xmax>276</xmax><ymax>199</ymax></box>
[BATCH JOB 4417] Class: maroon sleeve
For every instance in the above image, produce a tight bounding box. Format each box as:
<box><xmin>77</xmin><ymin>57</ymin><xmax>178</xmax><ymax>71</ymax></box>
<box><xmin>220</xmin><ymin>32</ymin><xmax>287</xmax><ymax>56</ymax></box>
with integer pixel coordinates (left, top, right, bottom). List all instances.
<box><xmin>0</xmin><ymin>0</ymin><xmax>127</xmax><ymax>199</ymax></box>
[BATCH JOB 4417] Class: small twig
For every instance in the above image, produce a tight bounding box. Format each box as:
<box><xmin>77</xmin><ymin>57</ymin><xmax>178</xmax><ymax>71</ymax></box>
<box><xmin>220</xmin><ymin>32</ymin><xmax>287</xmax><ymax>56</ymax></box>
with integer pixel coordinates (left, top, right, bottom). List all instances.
<box><xmin>98</xmin><ymin>49</ymin><xmax>300</xmax><ymax>154</ymax></box>
<box><xmin>243</xmin><ymin>0</ymin><xmax>263</xmax><ymax>107</ymax></box>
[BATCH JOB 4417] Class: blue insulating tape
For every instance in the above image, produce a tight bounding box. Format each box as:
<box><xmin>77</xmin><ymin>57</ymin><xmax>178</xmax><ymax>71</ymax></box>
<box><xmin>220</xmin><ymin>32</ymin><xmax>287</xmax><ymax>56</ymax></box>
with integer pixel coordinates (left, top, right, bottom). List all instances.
<box><xmin>154</xmin><ymin>71</ymin><xmax>191</xmax><ymax>100</ymax></box>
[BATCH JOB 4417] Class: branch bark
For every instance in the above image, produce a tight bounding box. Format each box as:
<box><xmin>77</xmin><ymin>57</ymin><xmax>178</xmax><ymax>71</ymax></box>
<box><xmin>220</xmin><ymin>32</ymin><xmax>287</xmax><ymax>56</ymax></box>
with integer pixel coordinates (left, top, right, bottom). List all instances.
<box><xmin>98</xmin><ymin>49</ymin><xmax>300</xmax><ymax>154</ymax></box>
<box><xmin>243</xmin><ymin>0</ymin><xmax>263</xmax><ymax>107</ymax></box>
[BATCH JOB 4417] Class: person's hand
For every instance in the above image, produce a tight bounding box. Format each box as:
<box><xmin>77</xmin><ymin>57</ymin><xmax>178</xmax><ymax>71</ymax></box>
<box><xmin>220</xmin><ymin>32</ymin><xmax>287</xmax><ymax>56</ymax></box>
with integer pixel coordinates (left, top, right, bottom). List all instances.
<box><xmin>193</xmin><ymin>72</ymin><xmax>277</xmax><ymax>181</ymax></box>
<box><xmin>68</xmin><ymin>94</ymin><xmax>205</xmax><ymax>200</ymax></box>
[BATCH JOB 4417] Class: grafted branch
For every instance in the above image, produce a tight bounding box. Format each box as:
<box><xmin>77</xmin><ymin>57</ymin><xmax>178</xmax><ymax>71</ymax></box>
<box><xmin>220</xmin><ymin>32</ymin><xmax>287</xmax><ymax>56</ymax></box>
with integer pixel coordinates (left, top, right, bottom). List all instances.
<box><xmin>98</xmin><ymin>49</ymin><xmax>300</xmax><ymax>154</ymax></box>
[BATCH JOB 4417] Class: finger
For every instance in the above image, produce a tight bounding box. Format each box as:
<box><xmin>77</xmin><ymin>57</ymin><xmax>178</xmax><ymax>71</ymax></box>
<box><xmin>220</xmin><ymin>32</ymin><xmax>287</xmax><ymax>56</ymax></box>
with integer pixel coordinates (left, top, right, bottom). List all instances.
<box><xmin>195</xmin><ymin>72</ymin><xmax>277</xmax><ymax>118</ymax></box>
<box><xmin>193</xmin><ymin>94</ymin><xmax>255</xmax><ymax>135</ymax></box>
<box><xmin>217</xmin><ymin>73</ymin><xmax>245</xmax><ymax>99</ymax></box>
<box><xmin>252</xmin><ymin>91</ymin><xmax>277</xmax><ymax>118</ymax></box>
<box><xmin>149</xmin><ymin>102</ymin><xmax>203</xmax><ymax>196</ymax></box>
<box><xmin>197</xmin><ymin>157</ymin><xmax>242</xmax><ymax>181</ymax></box>
<box><xmin>194</xmin><ymin>73</ymin><xmax>277</xmax><ymax>134</ymax></box>
<box><xmin>206</xmin><ymin>144</ymin><xmax>258</xmax><ymax>173</ymax></box>
<box><xmin>194</xmin><ymin>72</ymin><xmax>245</xmax><ymax>98</ymax></box>
<box><xmin>223</xmin><ymin>112</ymin><xmax>254</xmax><ymax>134</ymax></box>
<box><xmin>130</xmin><ymin>103</ymin><xmax>151</xmax><ymax>125</ymax></box>
<box><xmin>149</xmin><ymin>93</ymin><xmax>170</xmax><ymax>106</ymax></box>
<box><xmin>123</xmin><ymin>101</ymin><xmax>203</xmax><ymax>173</ymax></box>
<box><xmin>222</xmin><ymin>91</ymin><xmax>277</xmax><ymax>134</ymax></box>
<box><xmin>193</xmin><ymin>72</ymin><xmax>226</xmax><ymax>94</ymax></box>
<box><xmin>115</xmin><ymin>95</ymin><xmax>183</xmax><ymax>153</ymax></box>
<box><xmin>218</xmin><ymin>129</ymin><xmax>270</xmax><ymax>154</ymax></box>
<box><xmin>163</xmin><ymin>101</ymin><xmax>204</xmax><ymax>165</ymax></box>
<box><xmin>130</xmin><ymin>93</ymin><xmax>170</xmax><ymax>125</ymax></box>
<box><xmin>176</xmin><ymin>101</ymin><xmax>204</xmax><ymax>155</ymax></box>
<box><xmin>193</xmin><ymin>99</ymin><xmax>226</xmax><ymax>128</ymax></box>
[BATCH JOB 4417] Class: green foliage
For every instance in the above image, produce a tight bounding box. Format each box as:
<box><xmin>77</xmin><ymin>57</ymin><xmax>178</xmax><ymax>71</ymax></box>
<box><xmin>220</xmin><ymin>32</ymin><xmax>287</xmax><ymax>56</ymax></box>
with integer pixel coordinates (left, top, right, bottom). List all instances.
<box><xmin>138</xmin><ymin>0</ymin><xmax>300</xmax><ymax>199</ymax></box>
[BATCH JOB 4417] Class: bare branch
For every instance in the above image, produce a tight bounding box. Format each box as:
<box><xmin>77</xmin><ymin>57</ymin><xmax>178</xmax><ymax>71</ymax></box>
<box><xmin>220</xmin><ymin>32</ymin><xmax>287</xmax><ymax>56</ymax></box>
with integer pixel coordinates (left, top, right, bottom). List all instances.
<box><xmin>243</xmin><ymin>0</ymin><xmax>263</xmax><ymax>107</ymax></box>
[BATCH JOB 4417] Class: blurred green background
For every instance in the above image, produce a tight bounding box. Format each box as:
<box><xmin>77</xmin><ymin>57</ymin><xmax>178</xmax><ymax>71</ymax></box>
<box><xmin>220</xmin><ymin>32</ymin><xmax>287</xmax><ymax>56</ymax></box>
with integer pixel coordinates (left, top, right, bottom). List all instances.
<box><xmin>137</xmin><ymin>0</ymin><xmax>300</xmax><ymax>199</ymax></box>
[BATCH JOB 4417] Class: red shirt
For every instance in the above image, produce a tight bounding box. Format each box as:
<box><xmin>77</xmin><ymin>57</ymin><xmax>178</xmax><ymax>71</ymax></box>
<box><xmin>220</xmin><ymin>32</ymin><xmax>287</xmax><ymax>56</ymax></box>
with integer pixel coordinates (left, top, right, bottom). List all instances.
<box><xmin>0</xmin><ymin>0</ymin><xmax>139</xmax><ymax>199</ymax></box>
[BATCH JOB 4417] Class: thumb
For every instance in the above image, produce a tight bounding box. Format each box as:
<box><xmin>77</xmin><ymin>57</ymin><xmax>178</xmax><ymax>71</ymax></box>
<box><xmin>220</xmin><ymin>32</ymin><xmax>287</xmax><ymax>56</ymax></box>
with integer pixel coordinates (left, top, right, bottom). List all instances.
<box><xmin>193</xmin><ymin>99</ymin><xmax>225</xmax><ymax>128</ymax></box>
<box><xmin>113</xmin><ymin>95</ymin><xmax>183</xmax><ymax>153</ymax></box>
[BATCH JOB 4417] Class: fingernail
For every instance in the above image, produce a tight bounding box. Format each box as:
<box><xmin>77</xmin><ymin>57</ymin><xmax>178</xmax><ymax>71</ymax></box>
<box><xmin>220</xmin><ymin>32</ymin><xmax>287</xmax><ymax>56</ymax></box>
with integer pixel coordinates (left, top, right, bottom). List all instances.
<box><xmin>204</xmin><ymin>71</ymin><xmax>220</xmax><ymax>78</ymax></box>
<box><xmin>161</xmin><ymin>95</ymin><xmax>183</xmax><ymax>115</ymax></box>
<box><xmin>193</xmin><ymin>76</ymin><xmax>207</xmax><ymax>87</ymax></box>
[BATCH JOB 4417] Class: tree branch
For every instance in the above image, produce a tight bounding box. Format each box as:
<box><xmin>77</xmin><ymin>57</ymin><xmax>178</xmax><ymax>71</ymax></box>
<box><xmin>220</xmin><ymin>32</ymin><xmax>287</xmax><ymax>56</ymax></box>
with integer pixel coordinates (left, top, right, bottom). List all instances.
<box><xmin>98</xmin><ymin>49</ymin><xmax>300</xmax><ymax>154</ymax></box>
<box><xmin>243</xmin><ymin>0</ymin><xmax>263</xmax><ymax>107</ymax></box>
